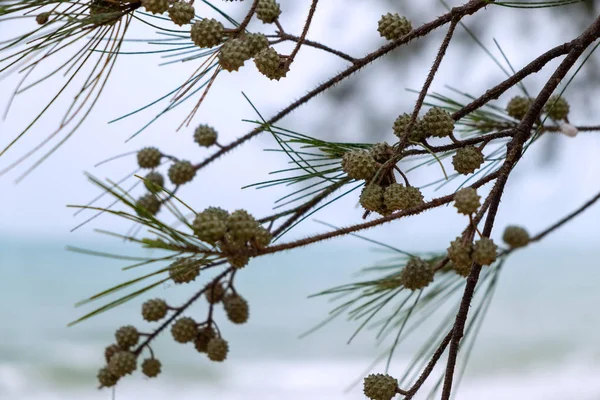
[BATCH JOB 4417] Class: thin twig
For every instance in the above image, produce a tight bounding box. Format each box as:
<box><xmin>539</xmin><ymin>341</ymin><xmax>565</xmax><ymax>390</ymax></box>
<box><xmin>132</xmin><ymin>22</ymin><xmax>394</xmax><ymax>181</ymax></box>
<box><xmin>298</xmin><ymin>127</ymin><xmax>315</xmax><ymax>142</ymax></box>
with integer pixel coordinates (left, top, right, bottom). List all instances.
<box><xmin>286</xmin><ymin>0</ymin><xmax>319</xmax><ymax>67</ymax></box>
<box><xmin>277</xmin><ymin>33</ymin><xmax>357</xmax><ymax>63</ymax></box>
<box><xmin>193</xmin><ymin>0</ymin><xmax>491</xmax><ymax>171</ymax></box>
<box><xmin>236</xmin><ymin>0</ymin><xmax>259</xmax><ymax>33</ymax></box>
<box><xmin>531</xmin><ymin>189</ymin><xmax>600</xmax><ymax>243</ymax></box>
<box><xmin>256</xmin><ymin>171</ymin><xmax>498</xmax><ymax>256</ymax></box>
<box><xmin>399</xmin><ymin>19</ymin><xmax>459</xmax><ymax>149</ymax></box>
<box><xmin>133</xmin><ymin>267</ymin><xmax>233</xmax><ymax>356</ymax></box>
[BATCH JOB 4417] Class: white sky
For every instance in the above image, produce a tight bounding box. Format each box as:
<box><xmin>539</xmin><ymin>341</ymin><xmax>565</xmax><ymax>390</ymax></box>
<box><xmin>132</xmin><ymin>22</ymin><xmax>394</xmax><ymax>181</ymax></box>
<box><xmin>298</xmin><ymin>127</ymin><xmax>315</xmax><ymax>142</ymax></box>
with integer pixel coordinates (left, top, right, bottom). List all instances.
<box><xmin>0</xmin><ymin>1</ymin><xmax>599</xmax><ymax>250</ymax></box>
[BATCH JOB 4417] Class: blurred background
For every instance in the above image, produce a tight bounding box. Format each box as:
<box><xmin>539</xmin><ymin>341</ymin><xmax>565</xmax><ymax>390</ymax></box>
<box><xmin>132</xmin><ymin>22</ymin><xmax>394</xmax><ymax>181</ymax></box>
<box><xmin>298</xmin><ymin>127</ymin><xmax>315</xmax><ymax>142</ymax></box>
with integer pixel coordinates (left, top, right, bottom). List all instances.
<box><xmin>1</xmin><ymin>1</ymin><xmax>600</xmax><ymax>399</ymax></box>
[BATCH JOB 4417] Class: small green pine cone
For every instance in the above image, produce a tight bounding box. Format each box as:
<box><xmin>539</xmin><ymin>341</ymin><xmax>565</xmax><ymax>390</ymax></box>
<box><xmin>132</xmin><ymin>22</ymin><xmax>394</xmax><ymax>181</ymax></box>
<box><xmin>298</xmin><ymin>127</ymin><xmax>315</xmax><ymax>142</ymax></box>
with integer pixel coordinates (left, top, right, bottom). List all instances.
<box><xmin>104</xmin><ymin>344</ymin><xmax>122</xmax><ymax>363</ymax></box>
<box><xmin>256</xmin><ymin>0</ymin><xmax>281</xmax><ymax>23</ymax></box>
<box><xmin>141</xmin><ymin>358</ymin><xmax>162</xmax><ymax>378</ymax></box>
<box><xmin>205</xmin><ymin>206</ymin><xmax>229</xmax><ymax>221</ymax></box>
<box><xmin>382</xmin><ymin>183</ymin><xmax>403</xmax><ymax>211</ymax></box>
<box><xmin>400</xmin><ymin>257</ymin><xmax>434</xmax><ymax>290</ymax></box>
<box><xmin>115</xmin><ymin>325</ymin><xmax>139</xmax><ymax>350</ymax></box>
<box><xmin>254</xmin><ymin>47</ymin><xmax>289</xmax><ymax>80</ymax></box>
<box><xmin>36</xmin><ymin>12</ymin><xmax>50</xmax><ymax>25</ymax></box>
<box><xmin>502</xmin><ymin>225</ymin><xmax>530</xmax><ymax>248</ymax></box>
<box><xmin>227</xmin><ymin>209</ymin><xmax>259</xmax><ymax>243</ymax></box>
<box><xmin>447</xmin><ymin>238</ymin><xmax>472</xmax><ymax>277</ymax></box>
<box><xmin>219</xmin><ymin>232</ymin><xmax>245</xmax><ymax>252</ymax></box>
<box><xmin>141</xmin><ymin>0</ymin><xmax>168</xmax><ymax>14</ymax></box>
<box><xmin>219</xmin><ymin>233</ymin><xmax>250</xmax><ymax>268</ymax></box>
<box><xmin>97</xmin><ymin>367</ymin><xmax>119</xmax><ymax>388</ymax></box>
<box><xmin>206</xmin><ymin>282</ymin><xmax>226</xmax><ymax>304</ymax></box>
<box><xmin>544</xmin><ymin>95</ymin><xmax>570</xmax><ymax>120</ymax></box>
<box><xmin>207</xmin><ymin>337</ymin><xmax>229</xmax><ymax>362</ymax></box>
<box><xmin>191</xmin><ymin>18</ymin><xmax>225</xmax><ymax>48</ymax></box>
<box><xmin>472</xmin><ymin>237</ymin><xmax>497</xmax><ymax>266</ymax></box>
<box><xmin>168</xmin><ymin>160</ymin><xmax>196</xmax><ymax>185</ymax></box>
<box><xmin>370</xmin><ymin>142</ymin><xmax>394</xmax><ymax>164</ymax></box>
<box><xmin>169</xmin><ymin>258</ymin><xmax>200</xmax><ymax>284</ymax></box>
<box><xmin>245</xmin><ymin>33</ymin><xmax>269</xmax><ymax>57</ymax></box>
<box><xmin>137</xmin><ymin>147</ymin><xmax>161</xmax><ymax>169</ymax></box>
<box><xmin>193</xmin><ymin>209</ymin><xmax>227</xmax><ymax>244</ymax></box>
<box><xmin>194</xmin><ymin>124</ymin><xmax>218</xmax><ymax>147</ymax></box>
<box><xmin>168</xmin><ymin>2</ymin><xmax>194</xmax><ymax>26</ymax></box>
<box><xmin>393</xmin><ymin>113</ymin><xmax>424</xmax><ymax>142</ymax></box>
<box><xmin>171</xmin><ymin>317</ymin><xmax>198</xmax><ymax>343</ymax></box>
<box><xmin>420</xmin><ymin>107</ymin><xmax>454</xmax><ymax>138</ymax></box>
<box><xmin>363</xmin><ymin>373</ymin><xmax>399</xmax><ymax>400</ymax></box>
<box><xmin>384</xmin><ymin>184</ymin><xmax>424</xmax><ymax>211</ymax></box>
<box><xmin>250</xmin><ymin>226</ymin><xmax>272</xmax><ymax>250</ymax></box>
<box><xmin>341</xmin><ymin>150</ymin><xmax>380</xmax><ymax>181</ymax></box>
<box><xmin>141</xmin><ymin>298</ymin><xmax>168</xmax><ymax>322</ymax></box>
<box><xmin>219</xmin><ymin>38</ymin><xmax>251</xmax><ymax>72</ymax></box>
<box><xmin>377</xmin><ymin>13</ymin><xmax>412</xmax><ymax>41</ymax></box>
<box><xmin>506</xmin><ymin>96</ymin><xmax>531</xmax><ymax>120</ymax></box>
<box><xmin>452</xmin><ymin>146</ymin><xmax>484</xmax><ymax>175</ymax></box>
<box><xmin>228</xmin><ymin>253</ymin><xmax>250</xmax><ymax>269</ymax></box>
<box><xmin>360</xmin><ymin>184</ymin><xmax>385</xmax><ymax>214</ymax></box>
<box><xmin>453</xmin><ymin>187</ymin><xmax>480</xmax><ymax>215</ymax></box>
<box><xmin>194</xmin><ymin>326</ymin><xmax>216</xmax><ymax>353</ymax></box>
<box><xmin>107</xmin><ymin>351</ymin><xmax>137</xmax><ymax>378</ymax></box>
<box><xmin>144</xmin><ymin>171</ymin><xmax>164</xmax><ymax>193</ymax></box>
<box><xmin>136</xmin><ymin>194</ymin><xmax>161</xmax><ymax>217</ymax></box>
<box><xmin>223</xmin><ymin>294</ymin><xmax>249</xmax><ymax>324</ymax></box>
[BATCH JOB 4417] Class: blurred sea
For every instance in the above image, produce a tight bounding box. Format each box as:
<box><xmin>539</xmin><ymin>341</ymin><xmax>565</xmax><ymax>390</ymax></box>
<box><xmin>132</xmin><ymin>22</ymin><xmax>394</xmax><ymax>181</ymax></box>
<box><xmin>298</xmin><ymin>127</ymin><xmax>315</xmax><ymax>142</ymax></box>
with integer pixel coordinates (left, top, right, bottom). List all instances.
<box><xmin>1</xmin><ymin>237</ymin><xmax>600</xmax><ymax>400</ymax></box>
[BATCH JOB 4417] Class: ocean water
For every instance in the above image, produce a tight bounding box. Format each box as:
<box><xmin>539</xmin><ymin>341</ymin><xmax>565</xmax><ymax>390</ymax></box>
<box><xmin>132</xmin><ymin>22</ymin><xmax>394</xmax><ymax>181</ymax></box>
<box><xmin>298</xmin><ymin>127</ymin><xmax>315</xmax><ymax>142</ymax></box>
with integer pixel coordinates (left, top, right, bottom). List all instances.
<box><xmin>1</xmin><ymin>237</ymin><xmax>600</xmax><ymax>400</ymax></box>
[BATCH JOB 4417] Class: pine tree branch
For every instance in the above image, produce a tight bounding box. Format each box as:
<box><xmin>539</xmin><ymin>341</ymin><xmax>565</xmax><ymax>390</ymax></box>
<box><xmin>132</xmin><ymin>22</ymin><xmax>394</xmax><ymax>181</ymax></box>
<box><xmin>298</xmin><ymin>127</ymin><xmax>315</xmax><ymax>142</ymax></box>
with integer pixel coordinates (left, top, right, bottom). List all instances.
<box><xmin>193</xmin><ymin>0</ymin><xmax>492</xmax><ymax>171</ymax></box>
<box><xmin>399</xmin><ymin>18</ymin><xmax>459</xmax><ymax>149</ymax></box>
<box><xmin>274</xmin><ymin>33</ymin><xmax>357</xmax><ymax>63</ymax></box>
<box><xmin>256</xmin><ymin>171</ymin><xmax>498</xmax><ymax>256</ymax></box>
<box><xmin>530</xmin><ymin>189</ymin><xmax>600</xmax><ymax>243</ymax></box>
<box><xmin>440</xmin><ymin>15</ymin><xmax>600</xmax><ymax>400</ymax></box>
<box><xmin>285</xmin><ymin>0</ymin><xmax>319</xmax><ymax>67</ymax></box>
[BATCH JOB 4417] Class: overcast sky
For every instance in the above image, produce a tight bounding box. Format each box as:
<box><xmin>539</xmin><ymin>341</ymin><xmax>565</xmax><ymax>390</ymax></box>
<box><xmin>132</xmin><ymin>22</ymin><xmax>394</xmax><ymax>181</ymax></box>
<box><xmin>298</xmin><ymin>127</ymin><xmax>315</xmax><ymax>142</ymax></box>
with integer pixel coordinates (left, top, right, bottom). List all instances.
<box><xmin>0</xmin><ymin>1</ymin><xmax>598</xmax><ymax>251</ymax></box>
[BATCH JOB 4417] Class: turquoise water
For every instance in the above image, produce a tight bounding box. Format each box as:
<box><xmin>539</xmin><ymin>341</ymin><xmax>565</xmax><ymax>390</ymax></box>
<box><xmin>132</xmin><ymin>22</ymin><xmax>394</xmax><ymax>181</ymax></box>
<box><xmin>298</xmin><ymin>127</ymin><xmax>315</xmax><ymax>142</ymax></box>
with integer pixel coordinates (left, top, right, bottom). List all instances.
<box><xmin>1</xmin><ymin>236</ymin><xmax>600</xmax><ymax>400</ymax></box>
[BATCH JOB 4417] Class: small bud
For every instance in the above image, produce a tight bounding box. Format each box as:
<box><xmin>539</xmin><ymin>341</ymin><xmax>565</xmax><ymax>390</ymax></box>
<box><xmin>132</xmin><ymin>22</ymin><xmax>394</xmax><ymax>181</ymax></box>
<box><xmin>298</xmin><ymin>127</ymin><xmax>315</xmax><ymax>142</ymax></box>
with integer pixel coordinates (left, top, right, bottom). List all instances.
<box><xmin>559</xmin><ymin>123</ymin><xmax>578</xmax><ymax>138</ymax></box>
<box><xmin>36</xmin><ymin>12</ymin><xmax>50</xmax><ymax>25</ymax></box>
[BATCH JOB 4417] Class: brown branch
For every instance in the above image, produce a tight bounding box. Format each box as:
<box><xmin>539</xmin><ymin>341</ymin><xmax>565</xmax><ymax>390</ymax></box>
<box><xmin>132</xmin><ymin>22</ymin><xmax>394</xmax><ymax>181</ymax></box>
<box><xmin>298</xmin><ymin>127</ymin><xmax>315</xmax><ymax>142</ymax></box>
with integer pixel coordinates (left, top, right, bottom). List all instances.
<box><xmin>274</xmin><ymin>19</ymin><xmax>286</xmax><ymax>34</ymax></box>
<box><xmin>286</xmin><ymin>0</ymin><xmax>319</xmax><ymax>67</ymax></box>
<box><xmin>236</xmin><ymin>0</ymin><xmax>259</xmax><ymax>34</ymax></box>
<box><xmin>277</xmin><ymin>33</ymin><xmax>357</xmax><ymax>63</ymax></box>
<box><xmin>133</xmin><ymin>267</ymin><xmax>233</xmax><ymax>356</ymax></box>
<box><xmin>193</xmin><ymin>0</ymin><xmax>492</xmax><ymax>171</ymax></box>
<box><xmin>399</xmin><ymin>18</ymin><xmax>459</xmax><ymax>149</ymax></box>
<box><xmin>404</xmin><ymin>330</ymin><xmax>453</xmax><ymax>399</ymax></box>
<box><xmin>440</xmin><ymin>16</ymin><xmax>600</xmax><ymax>400</ymax></box>
<box><xmin>453</xmin><ymin>41</ymin><xmax>573</xmax><ymax>121</ymax></box>
<box><xmin>543</xmin><ymin>124</ymin><xmax>600</xmax><ymax>132</ymax></box>
<box><xmin>403</xmin><ymin>129</ymin><xmax>513</xmax><ymax>157</ymax></box>
<box><xmin>256</xmin><ymin>171</ymin><xmax>498</xmax><ymax>256</ymax></box>
<box><xmin>530</xmin><ymin>189</ymin><xmax>600</xmax><ymax>243</ymax></box>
